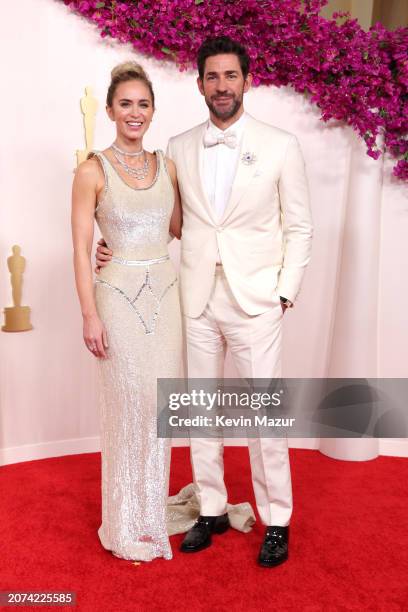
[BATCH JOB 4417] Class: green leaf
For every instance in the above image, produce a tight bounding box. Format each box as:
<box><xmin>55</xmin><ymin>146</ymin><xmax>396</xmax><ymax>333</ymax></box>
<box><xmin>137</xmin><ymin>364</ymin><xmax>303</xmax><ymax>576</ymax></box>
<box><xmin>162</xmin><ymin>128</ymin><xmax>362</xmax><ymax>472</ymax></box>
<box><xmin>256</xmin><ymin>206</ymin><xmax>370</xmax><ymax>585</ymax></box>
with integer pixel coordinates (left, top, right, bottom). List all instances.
<box><xmin>195</xmin><ymin>0</ymin><xmax>204</xmax><ymax>4</ymax></box>
<box><xmin>95</xmin><ymin>1</ymin><xmax>105</xmax><ymax>7</ymax></box>
<box><xmin>161</xmin><ymin>47</ymin><xmax>172</xmax><ymax>55</ymax></box>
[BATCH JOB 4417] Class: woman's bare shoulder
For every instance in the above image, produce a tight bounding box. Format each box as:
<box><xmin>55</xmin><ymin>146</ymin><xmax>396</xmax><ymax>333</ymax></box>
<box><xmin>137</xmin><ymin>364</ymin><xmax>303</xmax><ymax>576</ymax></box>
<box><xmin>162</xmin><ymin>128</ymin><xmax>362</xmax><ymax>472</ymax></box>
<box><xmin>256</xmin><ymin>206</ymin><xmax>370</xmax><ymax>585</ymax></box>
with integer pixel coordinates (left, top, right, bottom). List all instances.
<box><xmin>165</xmin><ymin>156</ymin><xmax>177</xmax><ymax>179</ymax></box>
<box><xmin>75</xmin><ymin>156</ymin><xmax>104</xmax><ymax>183</ymax></box>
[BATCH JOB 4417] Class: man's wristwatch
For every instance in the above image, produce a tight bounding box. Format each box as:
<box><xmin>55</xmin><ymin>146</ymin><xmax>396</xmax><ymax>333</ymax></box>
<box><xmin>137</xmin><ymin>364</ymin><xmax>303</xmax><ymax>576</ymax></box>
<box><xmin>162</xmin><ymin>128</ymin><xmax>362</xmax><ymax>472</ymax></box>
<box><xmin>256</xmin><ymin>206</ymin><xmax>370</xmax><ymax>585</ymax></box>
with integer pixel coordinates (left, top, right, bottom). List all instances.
<box><xmin>280</xmin><ymin>297</ymin><xmax>293</xmax><ymax>308</ymax></box>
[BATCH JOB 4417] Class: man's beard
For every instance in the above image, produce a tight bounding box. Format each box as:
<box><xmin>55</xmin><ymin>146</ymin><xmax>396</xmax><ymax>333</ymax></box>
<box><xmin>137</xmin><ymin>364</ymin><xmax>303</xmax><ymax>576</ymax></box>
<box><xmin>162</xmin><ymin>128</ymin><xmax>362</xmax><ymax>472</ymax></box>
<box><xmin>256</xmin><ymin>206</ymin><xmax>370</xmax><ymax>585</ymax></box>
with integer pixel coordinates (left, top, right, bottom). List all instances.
<box><xmin>206</xmin><ymin>93</ymin><xmax>242</xmax><ymax>121</ymax></box>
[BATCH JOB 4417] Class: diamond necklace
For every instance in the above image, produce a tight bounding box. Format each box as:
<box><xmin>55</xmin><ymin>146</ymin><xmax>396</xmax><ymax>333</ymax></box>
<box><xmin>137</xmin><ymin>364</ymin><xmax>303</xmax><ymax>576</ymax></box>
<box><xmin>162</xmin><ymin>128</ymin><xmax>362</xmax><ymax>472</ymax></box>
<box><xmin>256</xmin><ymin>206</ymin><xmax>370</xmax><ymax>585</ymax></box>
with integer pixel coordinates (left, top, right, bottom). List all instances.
<box><xmin>111</xmin><ymin>142</ymin><xmax>144</xmax><ymax>157</ymax></box>
<box><xmin>111</xmin><ymin>146</ymin><xmax>150</xmax><ymax>180</ymax></box>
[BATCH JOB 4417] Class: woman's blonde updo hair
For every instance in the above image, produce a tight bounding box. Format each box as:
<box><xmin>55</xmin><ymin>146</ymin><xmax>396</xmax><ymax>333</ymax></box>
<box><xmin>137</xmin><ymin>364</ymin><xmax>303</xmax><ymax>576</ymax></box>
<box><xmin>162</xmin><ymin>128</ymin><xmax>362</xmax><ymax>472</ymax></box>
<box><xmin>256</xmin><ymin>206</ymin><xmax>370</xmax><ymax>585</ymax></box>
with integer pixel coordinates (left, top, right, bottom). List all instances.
<box><xmin>106</xmin><ymin>61</ymin><xmax>155</xmax><ymax>108</ymax></box>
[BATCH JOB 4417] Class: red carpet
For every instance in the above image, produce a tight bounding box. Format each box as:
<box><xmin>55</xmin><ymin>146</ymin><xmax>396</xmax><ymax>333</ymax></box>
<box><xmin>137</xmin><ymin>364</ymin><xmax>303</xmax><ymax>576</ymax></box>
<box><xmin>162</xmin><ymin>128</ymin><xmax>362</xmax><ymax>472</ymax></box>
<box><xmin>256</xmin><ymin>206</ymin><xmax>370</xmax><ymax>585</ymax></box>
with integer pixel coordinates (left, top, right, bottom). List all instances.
<box><xmin>1</xmin><ymin>448</ymin><xmax>407</xmax><ymax>611</ymax></box>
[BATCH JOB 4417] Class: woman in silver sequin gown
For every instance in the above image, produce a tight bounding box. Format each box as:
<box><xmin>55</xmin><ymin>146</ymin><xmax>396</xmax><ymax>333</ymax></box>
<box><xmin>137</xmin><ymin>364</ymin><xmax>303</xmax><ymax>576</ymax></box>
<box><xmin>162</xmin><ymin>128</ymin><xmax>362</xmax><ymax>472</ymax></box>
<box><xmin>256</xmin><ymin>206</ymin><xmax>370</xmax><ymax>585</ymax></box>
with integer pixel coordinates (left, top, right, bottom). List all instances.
<box><xmin>72</xmin><ymin>63</ymin><xmax>182</xmax><ymax>561</ymax></box>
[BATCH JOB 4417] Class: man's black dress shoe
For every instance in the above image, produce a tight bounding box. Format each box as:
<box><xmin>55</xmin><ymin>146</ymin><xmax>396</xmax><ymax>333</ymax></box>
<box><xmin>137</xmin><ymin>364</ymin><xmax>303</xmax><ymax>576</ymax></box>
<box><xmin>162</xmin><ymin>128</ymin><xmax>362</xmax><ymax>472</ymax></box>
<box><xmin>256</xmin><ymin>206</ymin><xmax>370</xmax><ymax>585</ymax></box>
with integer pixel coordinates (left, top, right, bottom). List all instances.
<box><xmin>180</xmin><ymin>513</ymin><xmax>230</xmax><ymax>553</ymax></box>
<box><xmin>258</xmin><ymin>525</ymin><xmax>289</xmax><ymax>567</ymax></box>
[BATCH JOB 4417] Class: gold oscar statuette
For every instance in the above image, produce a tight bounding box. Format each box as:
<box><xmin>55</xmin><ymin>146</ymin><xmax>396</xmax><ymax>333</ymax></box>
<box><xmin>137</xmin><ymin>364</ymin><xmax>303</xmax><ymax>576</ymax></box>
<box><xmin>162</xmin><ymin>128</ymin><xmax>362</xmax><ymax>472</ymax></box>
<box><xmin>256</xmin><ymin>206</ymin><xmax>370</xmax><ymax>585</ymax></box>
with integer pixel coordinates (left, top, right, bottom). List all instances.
<box><xmin>2</xmin><ymin>245</ymin><xmax>33</xmax><ymax>332</ymax></box>
<box><xmin>76</xmin><ymin>86</ymin><xmax>98</xmax><ymax>167</ymax></box>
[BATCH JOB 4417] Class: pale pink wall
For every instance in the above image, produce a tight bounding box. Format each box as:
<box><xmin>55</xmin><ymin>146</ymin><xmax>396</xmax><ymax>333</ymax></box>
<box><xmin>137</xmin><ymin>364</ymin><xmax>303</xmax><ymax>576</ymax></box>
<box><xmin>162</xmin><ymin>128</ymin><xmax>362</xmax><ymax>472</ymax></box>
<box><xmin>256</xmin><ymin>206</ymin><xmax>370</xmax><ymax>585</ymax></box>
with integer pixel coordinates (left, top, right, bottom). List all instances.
<box><xmin>0</xmin><ymin>0</ymin><xmax>406</xmax><ymax>464</ymax></box>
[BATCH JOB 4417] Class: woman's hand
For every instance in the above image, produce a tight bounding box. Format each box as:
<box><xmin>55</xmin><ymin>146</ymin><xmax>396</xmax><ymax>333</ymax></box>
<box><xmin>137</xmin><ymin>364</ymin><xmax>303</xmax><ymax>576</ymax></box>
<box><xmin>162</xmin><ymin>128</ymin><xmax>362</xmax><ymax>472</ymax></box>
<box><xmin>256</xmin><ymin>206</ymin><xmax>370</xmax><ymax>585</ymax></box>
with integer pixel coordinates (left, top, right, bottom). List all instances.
<box><xmin>83</xmin><ymin>313</ymin><xmax>109</xmax><ymax>359</ymax></box>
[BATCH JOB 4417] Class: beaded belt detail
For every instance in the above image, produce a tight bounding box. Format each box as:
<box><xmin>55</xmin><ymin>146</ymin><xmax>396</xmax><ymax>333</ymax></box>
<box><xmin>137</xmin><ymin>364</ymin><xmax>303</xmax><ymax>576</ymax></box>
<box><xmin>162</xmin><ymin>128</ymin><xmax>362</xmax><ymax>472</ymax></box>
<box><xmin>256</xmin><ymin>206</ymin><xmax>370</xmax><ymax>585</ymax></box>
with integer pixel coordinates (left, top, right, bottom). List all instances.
<box><xmin>111</xmin><ymin>254</ymin><xmax>169</xmax><ymax>266</ymax></box>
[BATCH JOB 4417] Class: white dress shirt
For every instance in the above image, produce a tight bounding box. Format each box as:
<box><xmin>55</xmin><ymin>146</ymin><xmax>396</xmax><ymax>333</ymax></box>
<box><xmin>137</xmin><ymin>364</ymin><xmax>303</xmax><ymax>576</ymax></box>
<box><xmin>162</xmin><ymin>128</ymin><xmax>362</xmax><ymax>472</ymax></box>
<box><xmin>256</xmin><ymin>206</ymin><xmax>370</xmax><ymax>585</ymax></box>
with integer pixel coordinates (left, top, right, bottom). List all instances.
<box><xmin>203</xmin><ymin>112</ymin><xmax>247</xmax><ymax>221</ymax></box>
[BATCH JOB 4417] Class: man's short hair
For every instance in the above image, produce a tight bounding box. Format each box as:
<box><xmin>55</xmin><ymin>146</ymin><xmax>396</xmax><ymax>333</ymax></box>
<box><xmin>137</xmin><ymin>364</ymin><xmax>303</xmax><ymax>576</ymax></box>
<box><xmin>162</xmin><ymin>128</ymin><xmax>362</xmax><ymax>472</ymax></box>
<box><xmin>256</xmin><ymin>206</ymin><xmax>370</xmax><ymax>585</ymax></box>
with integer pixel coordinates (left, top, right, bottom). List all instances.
<box><xmin>197</xmin><ymin>36</ymin><xmax>250</xmax><ymax>80</ymax></box>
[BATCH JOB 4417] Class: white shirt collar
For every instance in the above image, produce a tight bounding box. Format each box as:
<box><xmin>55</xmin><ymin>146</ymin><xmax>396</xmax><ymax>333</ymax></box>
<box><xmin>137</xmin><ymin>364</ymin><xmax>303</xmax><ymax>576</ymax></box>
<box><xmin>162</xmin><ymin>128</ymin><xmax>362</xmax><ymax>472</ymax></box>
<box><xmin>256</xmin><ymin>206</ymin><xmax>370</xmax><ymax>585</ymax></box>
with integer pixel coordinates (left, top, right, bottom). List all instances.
<box><xmin>208</xmin><ymin>111</ymin><xmax>248</xmax><ymax>137</ymax></box>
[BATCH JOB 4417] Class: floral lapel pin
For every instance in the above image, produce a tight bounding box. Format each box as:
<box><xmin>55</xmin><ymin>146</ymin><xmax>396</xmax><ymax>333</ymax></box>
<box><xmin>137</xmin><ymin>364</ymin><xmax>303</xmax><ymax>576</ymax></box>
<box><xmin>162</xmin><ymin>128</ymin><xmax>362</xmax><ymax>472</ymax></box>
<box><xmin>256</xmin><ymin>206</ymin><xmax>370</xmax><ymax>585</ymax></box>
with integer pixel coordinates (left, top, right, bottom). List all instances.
<box><xmin>241</xmin><ymin>151</ymin><xmax>257</xmax><ymax>165</ymax></box>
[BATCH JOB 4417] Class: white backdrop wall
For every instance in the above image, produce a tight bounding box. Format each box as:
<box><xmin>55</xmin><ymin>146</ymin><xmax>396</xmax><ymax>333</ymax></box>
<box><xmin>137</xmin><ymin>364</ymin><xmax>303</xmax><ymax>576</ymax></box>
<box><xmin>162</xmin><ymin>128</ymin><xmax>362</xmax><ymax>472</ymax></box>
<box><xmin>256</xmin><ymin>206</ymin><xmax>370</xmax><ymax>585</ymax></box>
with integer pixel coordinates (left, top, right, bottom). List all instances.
<box><xmin>1</xmin><ymin>0</ymin><xmax>407</xmax><ymax>465</ymax></box>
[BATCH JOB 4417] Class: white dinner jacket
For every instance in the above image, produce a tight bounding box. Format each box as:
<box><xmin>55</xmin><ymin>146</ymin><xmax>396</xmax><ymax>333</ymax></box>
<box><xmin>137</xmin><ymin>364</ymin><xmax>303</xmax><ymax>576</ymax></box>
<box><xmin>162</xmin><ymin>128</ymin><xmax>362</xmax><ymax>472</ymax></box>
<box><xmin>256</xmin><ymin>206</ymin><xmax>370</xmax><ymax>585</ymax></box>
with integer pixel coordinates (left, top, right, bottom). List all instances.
<box><xmin>167</xmin><ymin>114</ymin><xmax>313</xmax><ymax>318</ymax></box>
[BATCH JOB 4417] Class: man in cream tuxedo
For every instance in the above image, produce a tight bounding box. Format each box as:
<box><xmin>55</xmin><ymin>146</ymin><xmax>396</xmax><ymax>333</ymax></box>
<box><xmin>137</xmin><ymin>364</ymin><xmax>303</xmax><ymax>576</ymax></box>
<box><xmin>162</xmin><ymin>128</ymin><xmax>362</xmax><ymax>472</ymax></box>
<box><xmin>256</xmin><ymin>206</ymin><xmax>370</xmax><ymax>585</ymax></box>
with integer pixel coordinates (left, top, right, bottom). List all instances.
<box><xmin>97</xmin><ymin>36</ymin><xmax>312</xmax><ymax>567</ymax></box>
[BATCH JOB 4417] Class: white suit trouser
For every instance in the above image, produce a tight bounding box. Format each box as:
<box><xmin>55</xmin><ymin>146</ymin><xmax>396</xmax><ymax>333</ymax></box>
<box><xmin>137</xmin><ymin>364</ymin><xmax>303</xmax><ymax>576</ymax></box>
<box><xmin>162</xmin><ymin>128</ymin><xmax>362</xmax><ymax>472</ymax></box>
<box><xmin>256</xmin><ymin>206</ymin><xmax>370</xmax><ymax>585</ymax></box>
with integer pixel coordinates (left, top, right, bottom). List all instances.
<box><xmin>185</xmin><ymin>266</ymin><xmax>293</xmax><ymax>526</ymax></box>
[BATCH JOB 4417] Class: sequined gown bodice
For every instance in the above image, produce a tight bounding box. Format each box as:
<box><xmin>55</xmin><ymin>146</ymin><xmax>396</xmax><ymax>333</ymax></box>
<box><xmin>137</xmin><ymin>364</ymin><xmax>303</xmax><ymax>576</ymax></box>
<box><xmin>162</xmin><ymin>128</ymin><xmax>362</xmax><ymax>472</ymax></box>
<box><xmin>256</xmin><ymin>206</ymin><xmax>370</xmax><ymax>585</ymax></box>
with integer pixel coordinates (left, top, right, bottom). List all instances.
<box><xmin>95</xmin><ymin>151</ymin><xmax>171</xmax><ymax>262</ymax></box>
<box><xmin>92</xmin><ymin>150</ymin><xmax>181</xmax><ymax>561</ymax></box>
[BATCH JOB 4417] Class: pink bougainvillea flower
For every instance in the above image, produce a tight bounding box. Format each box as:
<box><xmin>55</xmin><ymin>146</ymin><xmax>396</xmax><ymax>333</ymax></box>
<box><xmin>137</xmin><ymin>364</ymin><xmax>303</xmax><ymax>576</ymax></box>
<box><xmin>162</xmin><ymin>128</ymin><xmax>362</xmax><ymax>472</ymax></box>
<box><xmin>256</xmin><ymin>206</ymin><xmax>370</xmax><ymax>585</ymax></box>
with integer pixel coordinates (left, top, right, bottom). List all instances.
<box><xmin>62</xmin><ymin>0</ymin><xmax>408</xmax><ymax>182</ymax></box>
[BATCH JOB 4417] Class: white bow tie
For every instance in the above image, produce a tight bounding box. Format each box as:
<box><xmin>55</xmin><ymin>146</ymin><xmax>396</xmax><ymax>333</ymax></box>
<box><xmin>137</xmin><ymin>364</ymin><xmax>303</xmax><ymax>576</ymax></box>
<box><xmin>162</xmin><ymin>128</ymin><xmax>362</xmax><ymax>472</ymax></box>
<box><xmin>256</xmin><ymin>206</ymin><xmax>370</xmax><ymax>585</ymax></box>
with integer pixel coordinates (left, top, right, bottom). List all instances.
<box><xmin>203</xmin><ymin>130</ymin><xmax>238</xmax><ymax>149</ymax></box>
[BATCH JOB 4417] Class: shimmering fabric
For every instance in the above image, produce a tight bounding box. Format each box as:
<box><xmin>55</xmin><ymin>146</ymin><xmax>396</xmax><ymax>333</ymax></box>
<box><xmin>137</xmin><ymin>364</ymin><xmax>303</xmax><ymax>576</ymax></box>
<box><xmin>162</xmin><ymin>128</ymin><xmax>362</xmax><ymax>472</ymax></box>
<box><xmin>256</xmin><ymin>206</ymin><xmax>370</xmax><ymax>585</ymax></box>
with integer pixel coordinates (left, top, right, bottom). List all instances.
<box><xmin>167</xmin><ymin>484</ymin><xmax>256</xmax><ymax>536</ymax></box>
<box><xmin>92</xmin><ymin>150</ymin><xmax>182</xmax><ymax>561</ymax></box>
